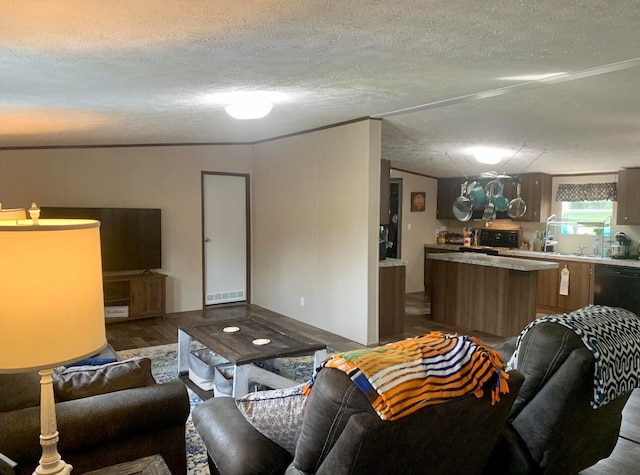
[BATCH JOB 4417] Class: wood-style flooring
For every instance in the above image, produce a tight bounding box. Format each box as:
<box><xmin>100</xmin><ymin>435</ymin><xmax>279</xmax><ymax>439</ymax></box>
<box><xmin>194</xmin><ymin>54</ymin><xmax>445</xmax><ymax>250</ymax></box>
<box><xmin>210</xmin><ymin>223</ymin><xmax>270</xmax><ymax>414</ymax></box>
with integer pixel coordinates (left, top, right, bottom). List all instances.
<box><xmin>106</xmin><ymin>292</ymin><xmax>639</xmax><ymax>474</ymax></box>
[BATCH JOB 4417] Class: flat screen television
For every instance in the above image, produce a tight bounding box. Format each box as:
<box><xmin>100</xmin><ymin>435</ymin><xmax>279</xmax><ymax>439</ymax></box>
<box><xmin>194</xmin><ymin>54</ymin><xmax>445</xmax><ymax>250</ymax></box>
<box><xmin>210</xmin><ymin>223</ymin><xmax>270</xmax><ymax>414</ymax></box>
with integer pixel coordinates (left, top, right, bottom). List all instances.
<box><xmin>40</xmin><ymin>207</ymin><xmax>162</xmax><ymax>273</ymax></box>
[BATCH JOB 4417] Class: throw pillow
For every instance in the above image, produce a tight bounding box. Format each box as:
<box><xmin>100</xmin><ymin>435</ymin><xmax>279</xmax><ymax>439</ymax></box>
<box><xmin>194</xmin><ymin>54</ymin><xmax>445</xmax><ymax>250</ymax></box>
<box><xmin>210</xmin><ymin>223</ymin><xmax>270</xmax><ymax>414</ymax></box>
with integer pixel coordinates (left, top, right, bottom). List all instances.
<box><xmin>65</xmin><ymin>357</ymin><xmax>118</xmax><ymax>368</ymax></box>
<box><xmin>235</xmin><ymin>383</ymin><xmax>307</xmax><ymax>454</ymax></box>
<box><xmin>53</xmin><ymin>357</ymin><xmax>156</xmax><ymax>401</ymax></box>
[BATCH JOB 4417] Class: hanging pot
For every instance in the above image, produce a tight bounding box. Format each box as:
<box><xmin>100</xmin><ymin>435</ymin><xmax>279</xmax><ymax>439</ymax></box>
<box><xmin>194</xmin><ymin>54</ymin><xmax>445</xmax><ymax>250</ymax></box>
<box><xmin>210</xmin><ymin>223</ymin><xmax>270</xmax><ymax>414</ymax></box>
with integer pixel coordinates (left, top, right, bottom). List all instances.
<box><xmin>468</xmin><ymin>183</ymin><xmax>488</xmax><ymax>207</ymax></box>
<box><xmin>507</xmin><ymin>182</ymin><xmax>527</xmax><ymax>219</ymax></box>
<box><xmin>491</xmin><ymin>182</ymin><xmax>509</xmax><ymax>212</ymax></box>
<box><xmin>452</xmin><ymin>182</ymin><xmax>473</xmax><ymax>222</ymax></box>
<box><xmin>482</xmin><ymin>202</ymin><xmax>496</xmax><ymax>221</ymax></box>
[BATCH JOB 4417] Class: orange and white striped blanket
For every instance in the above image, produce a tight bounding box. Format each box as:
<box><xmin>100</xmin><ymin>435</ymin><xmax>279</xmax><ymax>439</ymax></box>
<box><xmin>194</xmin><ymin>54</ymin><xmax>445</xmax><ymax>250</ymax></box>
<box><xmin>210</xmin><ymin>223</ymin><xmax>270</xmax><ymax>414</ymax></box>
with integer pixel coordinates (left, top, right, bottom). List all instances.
<box><xmin>305</xmin><ymin>331</ymin><xmax>509</xmax><ymax>421</ymax></box>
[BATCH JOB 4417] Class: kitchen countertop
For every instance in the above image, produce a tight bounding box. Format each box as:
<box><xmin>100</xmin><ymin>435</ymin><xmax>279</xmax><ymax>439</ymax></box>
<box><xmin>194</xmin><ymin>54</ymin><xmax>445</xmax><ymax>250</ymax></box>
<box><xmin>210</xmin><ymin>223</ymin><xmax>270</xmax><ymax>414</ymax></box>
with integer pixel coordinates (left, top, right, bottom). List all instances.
<box><xmin>426</xmin><ymin>252</ymin><xmax>559</xmax><ymax>271</ymax></box>
<box><xmin>425</xmin><ymin>243</ymin><xmax>640</xmax><ymax>268</ymax></box>
<box><xmin>379</xmin><ymin>257</ymin><xmax>408</xmax><ymax>267</ymax></box>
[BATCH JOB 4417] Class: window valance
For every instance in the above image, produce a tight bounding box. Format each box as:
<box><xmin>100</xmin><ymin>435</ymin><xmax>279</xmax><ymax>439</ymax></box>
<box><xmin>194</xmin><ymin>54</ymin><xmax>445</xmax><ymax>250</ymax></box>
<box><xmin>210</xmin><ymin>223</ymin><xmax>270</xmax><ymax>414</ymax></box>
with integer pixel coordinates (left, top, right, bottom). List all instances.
<box><xmin>556</xmin><ymin>183</ymin><xmax>617</xmax><ymax>202</ymax></box>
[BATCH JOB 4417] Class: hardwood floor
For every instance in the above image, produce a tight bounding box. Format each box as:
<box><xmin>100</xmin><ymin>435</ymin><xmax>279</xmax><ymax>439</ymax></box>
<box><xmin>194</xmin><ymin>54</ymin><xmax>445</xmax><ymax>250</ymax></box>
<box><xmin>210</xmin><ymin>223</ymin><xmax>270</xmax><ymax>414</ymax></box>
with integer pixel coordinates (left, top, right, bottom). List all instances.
<box><xmin>106</xmin><ymin>292</ymin><xmax>640</xmax><ymax>474</ymax></box>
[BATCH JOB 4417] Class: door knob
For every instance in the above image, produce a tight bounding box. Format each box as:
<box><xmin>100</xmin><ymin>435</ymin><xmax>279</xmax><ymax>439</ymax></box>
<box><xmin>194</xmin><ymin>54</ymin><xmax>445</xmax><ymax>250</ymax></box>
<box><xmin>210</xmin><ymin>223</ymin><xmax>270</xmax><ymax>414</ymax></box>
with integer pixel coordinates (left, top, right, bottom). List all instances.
<box><xmin>204</xmin><ymin>237</ymin><xmax>211</xmax><ymax>243</ymax></box>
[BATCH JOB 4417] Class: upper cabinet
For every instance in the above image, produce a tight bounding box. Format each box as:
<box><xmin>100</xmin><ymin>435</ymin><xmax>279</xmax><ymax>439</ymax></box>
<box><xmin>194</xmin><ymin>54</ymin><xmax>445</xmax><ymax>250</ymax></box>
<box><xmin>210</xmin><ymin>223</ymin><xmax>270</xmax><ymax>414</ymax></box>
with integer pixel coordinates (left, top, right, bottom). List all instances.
<box><xmin>436</xmin><ymin>177</ymin><xmax>461</xmax><ymax>220</ymax></box>
<box><xmin>380</xmin><ymin>159</ymin><xmax>391</xmax><ymax>225</ymax></box>
<box><xmin>617</xmin><ymin>168</ymin><xmax>640</xmax><ymax>225</ymax></box>
<box><xmin>508</xmin><ymin>173</ymin><xmax>552</xmax><ymax>222</ymax></box>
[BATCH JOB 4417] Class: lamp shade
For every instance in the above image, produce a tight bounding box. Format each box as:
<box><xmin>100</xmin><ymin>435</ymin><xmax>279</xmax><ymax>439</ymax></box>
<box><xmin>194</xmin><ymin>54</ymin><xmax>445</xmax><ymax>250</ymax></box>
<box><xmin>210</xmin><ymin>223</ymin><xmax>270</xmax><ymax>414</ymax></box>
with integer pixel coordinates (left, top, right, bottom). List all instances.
<box><xmin>0</xmin><ymin>219</ymin><xmax>106</xmax><ymax>373</ymax></box>
<box><xmin>0</xmin><ymin>208</ymin><xmax>27</xmax><ymax>220</ymax></box>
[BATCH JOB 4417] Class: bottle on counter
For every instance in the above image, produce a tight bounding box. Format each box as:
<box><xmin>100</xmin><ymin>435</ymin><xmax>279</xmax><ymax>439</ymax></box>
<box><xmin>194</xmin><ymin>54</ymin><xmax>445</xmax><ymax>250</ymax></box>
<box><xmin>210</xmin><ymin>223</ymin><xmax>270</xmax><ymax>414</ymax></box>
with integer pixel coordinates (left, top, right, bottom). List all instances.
<box><xmin>463</xmin><ymin>228</ymin><xmax>472</xmax><ymax>247</ymax></box>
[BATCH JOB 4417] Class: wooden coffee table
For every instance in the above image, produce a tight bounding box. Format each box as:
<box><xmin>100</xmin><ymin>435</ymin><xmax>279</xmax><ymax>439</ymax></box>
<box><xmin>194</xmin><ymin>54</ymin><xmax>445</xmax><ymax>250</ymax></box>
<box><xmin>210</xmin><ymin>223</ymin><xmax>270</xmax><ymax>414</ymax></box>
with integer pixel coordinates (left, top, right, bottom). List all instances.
<box><xmin>82</xmin><ymin>455</ymin><xmax>170</xmax><ymax>475</ymax></box>
<box><xmin>177</xmin><ymin>316</ymin><xmax>327</xmax><ymax>397</ymax></box>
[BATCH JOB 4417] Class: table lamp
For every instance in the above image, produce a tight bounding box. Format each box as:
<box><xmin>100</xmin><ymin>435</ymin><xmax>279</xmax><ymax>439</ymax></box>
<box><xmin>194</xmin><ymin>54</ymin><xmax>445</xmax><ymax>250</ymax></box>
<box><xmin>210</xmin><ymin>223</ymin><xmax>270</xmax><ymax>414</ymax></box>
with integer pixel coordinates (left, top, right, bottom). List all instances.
<box><xmin>0</xmin><ymin>207</ymin><xmax>27</xmax><ymax>221</ymax></box>
<box><xmin>0</xmin><ymin>215</ymin><xmax>106</xmax><ymax>475</ymax></box>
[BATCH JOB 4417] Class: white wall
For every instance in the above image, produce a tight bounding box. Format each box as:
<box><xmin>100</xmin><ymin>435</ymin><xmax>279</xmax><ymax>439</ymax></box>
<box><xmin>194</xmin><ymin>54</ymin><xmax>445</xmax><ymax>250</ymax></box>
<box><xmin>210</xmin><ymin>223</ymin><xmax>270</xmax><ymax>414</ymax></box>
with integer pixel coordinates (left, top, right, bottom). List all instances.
<box><xmin>390</xmin><ymin>169</ymin><xmax>438</xmax><ymax>293</ymax></box>
<box><xmin>0</xmin><ymin>145</ymin><xmax>252</xmax><ymax>313</ymax></box>
<box><xmin>252</xmin><ymin>119</ymin><xmax>381</xmax><ymax>345</ymax></box>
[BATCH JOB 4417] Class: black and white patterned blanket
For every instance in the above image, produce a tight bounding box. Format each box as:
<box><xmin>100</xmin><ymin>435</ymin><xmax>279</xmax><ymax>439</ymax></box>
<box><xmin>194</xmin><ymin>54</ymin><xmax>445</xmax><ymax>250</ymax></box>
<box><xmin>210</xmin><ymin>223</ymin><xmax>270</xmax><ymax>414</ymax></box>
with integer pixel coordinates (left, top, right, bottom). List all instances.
<box><xmin>508</xmin><ymin>305</ymin><xmax>640</xmax><ymax>408</ymax></box>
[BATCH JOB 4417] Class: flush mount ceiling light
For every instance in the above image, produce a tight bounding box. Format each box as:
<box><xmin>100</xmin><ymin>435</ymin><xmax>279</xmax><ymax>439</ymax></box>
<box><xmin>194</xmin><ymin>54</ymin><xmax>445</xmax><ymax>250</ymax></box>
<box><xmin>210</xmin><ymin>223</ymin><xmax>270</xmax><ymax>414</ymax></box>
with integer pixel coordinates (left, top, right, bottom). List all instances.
<box><xmin>201</xmin><ymin>91</ymin><xmax>288</xmax><ymax>120</ymax></box>
<box><xmin>225</xmin><ymin>100</ymin><xmax>273</xmax><ymax>120</ymax></box>
<box><xmin>466</xmin><ymin>146</ymin><xmax>512</xmax><ymax>165</ymax></box>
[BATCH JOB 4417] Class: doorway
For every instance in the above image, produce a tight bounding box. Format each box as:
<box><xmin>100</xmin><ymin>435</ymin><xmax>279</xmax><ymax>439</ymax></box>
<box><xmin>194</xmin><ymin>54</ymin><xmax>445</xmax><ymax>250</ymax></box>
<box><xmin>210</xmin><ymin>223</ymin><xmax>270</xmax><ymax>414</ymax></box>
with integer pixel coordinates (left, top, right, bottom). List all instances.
<box><xmin>201</xmin><ymin>172</ymin><xmax>250</xmax><ymax>307</ymax></box>
<box><xmin>387</xmin><ymin>178</ymin><xmax>403</xmax><ymax>258</ymax></box>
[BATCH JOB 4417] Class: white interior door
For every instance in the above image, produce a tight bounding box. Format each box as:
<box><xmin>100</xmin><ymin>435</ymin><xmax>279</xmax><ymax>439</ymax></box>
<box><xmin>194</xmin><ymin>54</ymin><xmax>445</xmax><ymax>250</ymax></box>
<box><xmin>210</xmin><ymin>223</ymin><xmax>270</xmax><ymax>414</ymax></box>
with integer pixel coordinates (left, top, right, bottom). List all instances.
<box><xmin>203</xmin><ymin>173</ymin><xmax>248</xmax><ymax>305</ymax></box>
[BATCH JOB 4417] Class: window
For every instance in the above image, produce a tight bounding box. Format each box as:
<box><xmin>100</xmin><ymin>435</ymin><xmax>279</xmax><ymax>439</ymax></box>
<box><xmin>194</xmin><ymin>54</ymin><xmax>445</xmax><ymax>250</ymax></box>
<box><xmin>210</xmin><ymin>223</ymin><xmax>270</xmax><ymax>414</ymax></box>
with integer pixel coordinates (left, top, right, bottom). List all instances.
<box><xmin>555</xmin><ymin>182</ymin><xmax>615</xmax><ymax>236</ymax></box>
<box><xmin>560</xmin><ymin>201</ymin><xmax>612</xmax><ymax>236</ymax></box>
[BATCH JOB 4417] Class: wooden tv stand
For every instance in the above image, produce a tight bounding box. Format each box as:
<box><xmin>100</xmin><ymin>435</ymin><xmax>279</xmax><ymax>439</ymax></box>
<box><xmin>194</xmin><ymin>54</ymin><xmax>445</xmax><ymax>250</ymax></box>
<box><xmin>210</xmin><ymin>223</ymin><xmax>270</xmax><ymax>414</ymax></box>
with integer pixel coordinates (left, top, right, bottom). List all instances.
<box><xmin>103</xmin><ymin>272</ymin><xmax>166</xmax><ymax>323</ymax></box>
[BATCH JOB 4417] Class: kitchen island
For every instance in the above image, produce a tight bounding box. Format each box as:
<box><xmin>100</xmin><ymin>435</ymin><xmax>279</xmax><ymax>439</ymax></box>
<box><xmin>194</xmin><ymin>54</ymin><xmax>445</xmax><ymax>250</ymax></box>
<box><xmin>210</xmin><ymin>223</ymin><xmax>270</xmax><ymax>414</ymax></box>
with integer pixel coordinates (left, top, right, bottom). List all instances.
<box><xmin>426</xmin><ymin>252</ymin><xmax>558</xmax><ymax>337</ymax></box>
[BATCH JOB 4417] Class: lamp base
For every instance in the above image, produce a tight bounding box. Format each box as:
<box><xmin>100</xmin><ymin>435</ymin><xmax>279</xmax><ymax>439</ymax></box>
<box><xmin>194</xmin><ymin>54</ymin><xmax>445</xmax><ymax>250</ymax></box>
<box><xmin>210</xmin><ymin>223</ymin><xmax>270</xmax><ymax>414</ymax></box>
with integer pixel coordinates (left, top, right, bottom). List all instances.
<box><xmin>35</xmin><ymin>369</ymin><xmax>73</xmax><ymax>475</ymax></box>
<box><xmin>34</xmin><ymin>458</ymin><xmax>72</xmax><ymax>475</ymax></box>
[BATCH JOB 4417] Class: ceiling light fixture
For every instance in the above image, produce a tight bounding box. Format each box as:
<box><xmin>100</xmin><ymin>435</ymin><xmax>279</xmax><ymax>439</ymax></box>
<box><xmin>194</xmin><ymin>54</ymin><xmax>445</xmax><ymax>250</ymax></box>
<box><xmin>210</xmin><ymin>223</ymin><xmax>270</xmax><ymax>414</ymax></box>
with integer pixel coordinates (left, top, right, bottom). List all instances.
<box><xmin>466</xmin><ymin>146</ymin><xmax>512</xmax><ymax>165</ymax></box>
<box><xmin>225</xmin><ymin>100</ymin><xmax>273</xmax><ymax>120</ymax></box>
<box><xmin>202</xmin><ymin>91</ymin><xmax>287</xmax><ymax>120</ymax></box>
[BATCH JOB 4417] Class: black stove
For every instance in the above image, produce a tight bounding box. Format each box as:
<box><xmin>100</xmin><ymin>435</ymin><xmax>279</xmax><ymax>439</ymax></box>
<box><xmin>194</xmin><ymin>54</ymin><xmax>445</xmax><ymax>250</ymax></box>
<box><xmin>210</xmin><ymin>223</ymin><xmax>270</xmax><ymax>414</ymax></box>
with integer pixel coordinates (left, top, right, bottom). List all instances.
<box><xmin>458</xmin><ymin>246</ymin><xmax>500</xmax><ymax>256</ymax></box>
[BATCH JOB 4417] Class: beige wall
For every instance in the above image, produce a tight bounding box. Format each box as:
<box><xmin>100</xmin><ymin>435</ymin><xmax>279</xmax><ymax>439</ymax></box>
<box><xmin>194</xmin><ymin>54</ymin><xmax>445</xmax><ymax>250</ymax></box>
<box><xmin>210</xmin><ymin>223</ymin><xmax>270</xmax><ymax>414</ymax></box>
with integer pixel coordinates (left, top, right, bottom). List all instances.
<box><xmin>390</xmin><ymin>169</ymin><xmax>438</xmax><ymax>293</ymax></box>
<box><xmin>0</xmin><ymin>145</ymin><xmax>252</xmax><ymax>313</ymax></box>
<box><xmin>252</xmin><ymin>119</ymin><xmax>381</xmax><ymax>345</ymax></box>
<box><xmin>1</xmin><ymin>122</ymin><xmax>383</xmax><ymax>345</ymax></box>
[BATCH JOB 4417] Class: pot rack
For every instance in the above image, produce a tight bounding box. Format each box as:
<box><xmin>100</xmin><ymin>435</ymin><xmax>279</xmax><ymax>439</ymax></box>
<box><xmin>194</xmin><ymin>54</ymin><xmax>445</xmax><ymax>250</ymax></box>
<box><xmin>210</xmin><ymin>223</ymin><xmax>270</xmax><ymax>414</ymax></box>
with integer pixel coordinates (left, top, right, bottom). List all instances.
<box><xmin>446</xmin><ymin>146</ymin><xmax>547</xmax><ymax>222</ymax></box>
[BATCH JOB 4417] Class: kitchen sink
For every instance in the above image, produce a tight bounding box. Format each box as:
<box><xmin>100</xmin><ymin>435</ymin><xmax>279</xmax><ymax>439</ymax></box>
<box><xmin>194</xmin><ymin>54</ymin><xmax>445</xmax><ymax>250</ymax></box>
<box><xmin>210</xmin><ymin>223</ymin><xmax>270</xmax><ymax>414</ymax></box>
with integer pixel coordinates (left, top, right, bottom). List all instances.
<box><xmin>544</xmin><ymin>252</ymin><xmax>599</xmax><ymax>258</ymax></box>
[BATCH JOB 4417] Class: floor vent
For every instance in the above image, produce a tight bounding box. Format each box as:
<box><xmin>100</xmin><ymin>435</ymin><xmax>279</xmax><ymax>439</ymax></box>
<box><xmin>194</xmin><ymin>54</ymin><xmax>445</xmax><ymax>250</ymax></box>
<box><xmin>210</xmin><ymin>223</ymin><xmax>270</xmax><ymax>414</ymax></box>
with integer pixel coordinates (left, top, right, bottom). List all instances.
<box><xmin>206</xmin><ymin>290</ymin><xmax>246</xmax><ymax>305</ymax></box>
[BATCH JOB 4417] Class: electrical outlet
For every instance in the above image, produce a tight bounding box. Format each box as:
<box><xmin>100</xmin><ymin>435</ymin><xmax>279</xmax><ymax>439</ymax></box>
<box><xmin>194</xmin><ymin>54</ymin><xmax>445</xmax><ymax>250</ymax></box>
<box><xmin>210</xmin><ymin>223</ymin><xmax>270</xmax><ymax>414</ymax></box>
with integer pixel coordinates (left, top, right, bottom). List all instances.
<box><xmin>407</xmin><ymin>223</ymin><xmax>412</xmax><ymax>230</ymax></box>
<box><xmin>300</xmin><ymin>296</ymin><xmax>305</xmax><ymax>306</ymax></box>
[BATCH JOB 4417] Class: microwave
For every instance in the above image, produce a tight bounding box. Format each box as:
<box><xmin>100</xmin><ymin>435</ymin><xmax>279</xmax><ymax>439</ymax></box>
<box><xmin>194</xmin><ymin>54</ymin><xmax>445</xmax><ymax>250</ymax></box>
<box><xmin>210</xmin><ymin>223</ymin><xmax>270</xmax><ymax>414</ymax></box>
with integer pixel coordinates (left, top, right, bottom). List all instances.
<box><xmin>479</xmin><ymin>229</ymin><xmax>521</xmax><ymax>248</ymax></box>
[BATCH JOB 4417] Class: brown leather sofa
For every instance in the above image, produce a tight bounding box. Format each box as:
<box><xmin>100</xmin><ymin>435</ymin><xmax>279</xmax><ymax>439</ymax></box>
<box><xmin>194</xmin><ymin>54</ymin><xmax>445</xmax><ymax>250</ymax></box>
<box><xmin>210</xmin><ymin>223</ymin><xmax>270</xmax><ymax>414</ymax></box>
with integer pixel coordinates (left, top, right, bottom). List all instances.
<box><xmin>194</xmin><ymin>367</ymin><xmax>524</xmax><ymax>475</ymax></box>
<box><xmin>485</xmin><ymin>321</ymin><xmax>634</xmax><ymax>474</ymax></box>
<box><xmin>0</xmin><ymin>357</ymin><xmax>190</xmax><ymax>474</ymax></box>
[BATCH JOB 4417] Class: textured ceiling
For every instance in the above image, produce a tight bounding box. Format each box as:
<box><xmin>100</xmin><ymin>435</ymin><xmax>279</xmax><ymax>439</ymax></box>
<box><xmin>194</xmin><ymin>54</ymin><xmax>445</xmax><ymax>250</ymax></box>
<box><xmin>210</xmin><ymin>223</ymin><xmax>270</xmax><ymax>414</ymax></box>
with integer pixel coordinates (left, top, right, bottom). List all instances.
<box><xmin>2</xmin><ymin>1</ymin><xmax>640</xmax><ymax>177</ymax></box>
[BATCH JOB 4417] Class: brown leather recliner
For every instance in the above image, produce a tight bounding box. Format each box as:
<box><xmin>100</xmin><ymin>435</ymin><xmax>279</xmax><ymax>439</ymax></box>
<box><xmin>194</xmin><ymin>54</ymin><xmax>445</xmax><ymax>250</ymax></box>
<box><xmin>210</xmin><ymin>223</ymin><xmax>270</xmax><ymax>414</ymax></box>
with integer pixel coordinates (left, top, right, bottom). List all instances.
<box><xmin>194</xmin><ymin>367</ymin><xmax>524</xmax><ymax>475</ymax></box>
<box><xmin>485</xmin><ymin>321</ymin><xmax>634</xmax><ymax>474</ymax></box>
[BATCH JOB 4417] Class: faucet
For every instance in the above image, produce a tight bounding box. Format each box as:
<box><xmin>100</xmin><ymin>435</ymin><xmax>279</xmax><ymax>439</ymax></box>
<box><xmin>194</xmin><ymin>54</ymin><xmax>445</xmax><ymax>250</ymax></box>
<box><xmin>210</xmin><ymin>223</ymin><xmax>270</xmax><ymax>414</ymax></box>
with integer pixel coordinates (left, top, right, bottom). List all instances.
<box><xmin>543</xmin><ymin>214</ymin><xmax>557</xmax><ymax>252</ymax></box>
<box><xmin>577</xmin><ymin>246</ymin><xmax>586</xmax><ymax>256</ymax></box>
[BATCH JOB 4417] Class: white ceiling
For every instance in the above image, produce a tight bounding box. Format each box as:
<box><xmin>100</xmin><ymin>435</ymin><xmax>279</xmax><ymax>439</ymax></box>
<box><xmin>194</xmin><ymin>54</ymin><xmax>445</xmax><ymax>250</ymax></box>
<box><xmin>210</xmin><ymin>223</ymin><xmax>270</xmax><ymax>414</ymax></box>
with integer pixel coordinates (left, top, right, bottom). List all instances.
<box><xmin>2</xmin><ymin>1</ymin><xmax>640</xmax><ymax>178</ymax></box>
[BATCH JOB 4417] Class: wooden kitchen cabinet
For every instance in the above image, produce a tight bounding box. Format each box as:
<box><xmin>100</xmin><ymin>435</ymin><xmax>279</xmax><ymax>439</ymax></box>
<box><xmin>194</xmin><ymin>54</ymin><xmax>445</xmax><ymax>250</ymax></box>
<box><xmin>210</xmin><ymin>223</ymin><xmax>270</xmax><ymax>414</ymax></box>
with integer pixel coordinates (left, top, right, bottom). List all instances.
<box><xmin>509</xmin><ymin>173</ymin><xmax>552</xmax><ymax>223</ymax></box>
<box><xmin>531</xmin><ymin>258</ymin><xmax>593</xmax><ymax>314</ymax></box>
<box><xmin>436</xmin><ymin>177</ymin><xmax>464</xmax><ymax>220</ymax></box>
<box><xmin>103</xmin><ymin>272</ymin><xmax>167</xmax><ymax>322</ymax></box>
<box><xmin>616</xmin><ymin>168</ymin><xmax>640</xmax><ymax>225</ymax></box>
<box><xmin>556</xmin><ymin>261</ymin><xmax>593</xmax><ymax>311</ymax></box>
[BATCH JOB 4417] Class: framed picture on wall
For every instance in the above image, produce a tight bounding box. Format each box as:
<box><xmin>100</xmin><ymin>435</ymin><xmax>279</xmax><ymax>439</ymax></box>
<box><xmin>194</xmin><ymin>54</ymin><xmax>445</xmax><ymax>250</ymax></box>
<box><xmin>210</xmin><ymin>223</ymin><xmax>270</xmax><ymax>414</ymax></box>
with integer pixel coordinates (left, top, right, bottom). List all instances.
<box><xmin>411</xmin><ymin>192</ymin><xmax>425</xmax><ymax>212</ymax></box>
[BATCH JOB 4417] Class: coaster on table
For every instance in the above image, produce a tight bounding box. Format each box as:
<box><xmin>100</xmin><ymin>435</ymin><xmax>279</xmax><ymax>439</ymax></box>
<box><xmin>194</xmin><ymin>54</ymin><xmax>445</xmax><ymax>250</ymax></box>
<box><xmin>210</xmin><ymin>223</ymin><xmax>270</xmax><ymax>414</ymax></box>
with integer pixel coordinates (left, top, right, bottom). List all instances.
<box><xmin>223</xmin><ymin>326</ymin><xmax>240</xmax><ymax>333</ymax></box>
<box><xmin>253</xmin><ymin>338</ymin><xmax>271</xmax><ymax>346</ymax></box>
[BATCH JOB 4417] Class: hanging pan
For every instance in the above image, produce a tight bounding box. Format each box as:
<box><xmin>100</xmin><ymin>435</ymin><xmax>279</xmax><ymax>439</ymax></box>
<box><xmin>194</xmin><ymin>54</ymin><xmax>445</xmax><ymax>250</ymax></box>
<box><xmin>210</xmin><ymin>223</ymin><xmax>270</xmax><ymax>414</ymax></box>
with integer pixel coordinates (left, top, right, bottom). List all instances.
<box><xmin>491</xmin><ymin>182</ymin><xmax>509</xmax><ymax>212</ymax></box>
<box><xmin>482</xmin><ymin>202</ymin><xmax>496</xmax><ymax>221</ymax></box>
<box><xmin>452</xmin><ymin>182</ymin><xmax>473</xmax><ymax>222</ymax></box>
<box><xmin>507</xmin><ymin>182</ymin><xmax>527</xmax><ymax>219</ymax></box>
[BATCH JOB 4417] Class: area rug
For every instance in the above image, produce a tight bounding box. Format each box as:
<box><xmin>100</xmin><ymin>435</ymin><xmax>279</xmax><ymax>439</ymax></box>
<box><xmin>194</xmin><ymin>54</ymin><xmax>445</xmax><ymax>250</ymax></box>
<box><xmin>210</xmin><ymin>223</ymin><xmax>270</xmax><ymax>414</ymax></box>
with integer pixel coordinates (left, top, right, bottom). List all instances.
<box><xmin>117</xmin><ymin>343</ymin><xmax>317</xmax><ymax>475</ymax></box>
